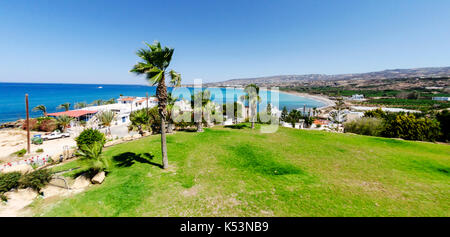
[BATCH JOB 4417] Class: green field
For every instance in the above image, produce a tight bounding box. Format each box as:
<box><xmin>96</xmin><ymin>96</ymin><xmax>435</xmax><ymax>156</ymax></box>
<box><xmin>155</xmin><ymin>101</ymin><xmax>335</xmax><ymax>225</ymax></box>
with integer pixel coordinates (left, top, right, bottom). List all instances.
<box><xmin>31</xmin><ymin>125</ymin><xmax>450</xmax><ymax>217</ymax></box>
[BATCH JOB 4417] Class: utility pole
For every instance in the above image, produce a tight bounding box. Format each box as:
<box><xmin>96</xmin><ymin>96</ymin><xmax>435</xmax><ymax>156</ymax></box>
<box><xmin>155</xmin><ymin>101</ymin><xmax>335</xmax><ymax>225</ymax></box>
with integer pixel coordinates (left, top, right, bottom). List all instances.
<box><xmin>146</xmin><ymin>92</ymin><xmax>150</xmax><ymax>132</ymax></box>
<box><xmin>25</xmin><ymin>94</ymin><xmax>30</xmax><ymax>154</ymax></box>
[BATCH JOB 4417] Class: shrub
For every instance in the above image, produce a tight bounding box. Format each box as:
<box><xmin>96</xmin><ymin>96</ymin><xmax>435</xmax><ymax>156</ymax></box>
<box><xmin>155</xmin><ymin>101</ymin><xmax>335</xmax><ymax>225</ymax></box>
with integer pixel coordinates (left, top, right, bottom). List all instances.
<box><xmin>19</xmin><ymin>169</ymin><xmax>52</xmax><ymax>192</ymax></box>
<box><xmin>38</xmin><ymin>118</ymin><xmax>57</xmax><ymax>132</ymax></box>
<box><xmin>36</xmin><ymin>148</ymin><xmax>44</xmax><ymax>153</ymax></box>
<box><xmin>13</xmin><ymin>148</ymin><xmax>27</xmax><ymax>157</ymax></box>
<box><xmin>22</xmin><ymin>118</ymin><xmax>39</xmax><ymax>131</ymax></box>
<box><xmin>0</xmin><ymin>172</ymin><xmax>22</xmax><ymax>193</ymax></box>
<box><xmin>344</xmin><ymin>117</ymin><xmax>384</xmax><ymax>136</ymax></box>
<box><xmin>382</xmin><ymin>114</ymin><xmax>441</xmax><ymax>141</ymax></box>
<box><xmin>75</xmin><ymin>128</ymin><xmax>106</xmax><ymax>149</ymax></box>
<box><xmin>436</xmin><ymin>110</ymin><xmax>450</xmax><ymax>142</ymax></box>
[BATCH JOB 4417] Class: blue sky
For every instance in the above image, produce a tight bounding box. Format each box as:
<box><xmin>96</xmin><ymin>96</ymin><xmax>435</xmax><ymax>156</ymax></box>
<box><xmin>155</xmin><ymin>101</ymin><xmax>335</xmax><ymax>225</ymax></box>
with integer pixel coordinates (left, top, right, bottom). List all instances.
<box><xmin>0</xmin><ymin>0</ymin><xmax>449</xmax><ymax>85</ymax></box>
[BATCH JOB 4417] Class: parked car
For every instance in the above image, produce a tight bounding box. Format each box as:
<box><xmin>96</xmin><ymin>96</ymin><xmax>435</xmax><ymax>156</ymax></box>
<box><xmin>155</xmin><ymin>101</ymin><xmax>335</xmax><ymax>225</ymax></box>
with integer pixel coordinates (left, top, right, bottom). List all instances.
<box><xmin>42</xmin><ymin>131</ymin><xmax>70</xmax><ymax>141</ymax></box>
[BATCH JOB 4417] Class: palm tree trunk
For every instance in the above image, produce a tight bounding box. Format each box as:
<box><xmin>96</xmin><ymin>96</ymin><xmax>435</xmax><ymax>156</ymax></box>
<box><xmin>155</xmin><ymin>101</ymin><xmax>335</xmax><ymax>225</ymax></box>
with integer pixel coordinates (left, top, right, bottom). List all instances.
<box><xmin>156</xmin><ymin>77</ymin><xmax>168</xmax><ymax>169</ymax></box>
<box><xmin>167</xmin><ymin>122</ymin><xmax>173</xmax><ymax>133</ymax></box>
<box><xmin>196</xmin><ymin>122</ymin><xmax>203</xmax><ymax>132</ymax></box>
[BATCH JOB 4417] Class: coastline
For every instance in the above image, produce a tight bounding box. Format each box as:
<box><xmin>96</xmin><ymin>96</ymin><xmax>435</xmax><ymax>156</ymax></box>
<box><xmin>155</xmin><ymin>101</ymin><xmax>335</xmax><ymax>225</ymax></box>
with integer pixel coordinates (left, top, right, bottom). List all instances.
<box><xmin>280</xmin><ymin>90</ymin><xmax>335</xmax><ymax>109</ymax></box>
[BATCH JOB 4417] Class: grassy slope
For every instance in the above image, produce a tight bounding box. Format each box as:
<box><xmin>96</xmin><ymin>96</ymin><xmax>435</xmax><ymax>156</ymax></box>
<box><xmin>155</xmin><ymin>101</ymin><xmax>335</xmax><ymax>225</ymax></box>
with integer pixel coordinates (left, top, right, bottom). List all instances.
<box><xmin>32</xmin><ymin>125</ymin><xmax>450</xmax><ymax>216</ymax></box>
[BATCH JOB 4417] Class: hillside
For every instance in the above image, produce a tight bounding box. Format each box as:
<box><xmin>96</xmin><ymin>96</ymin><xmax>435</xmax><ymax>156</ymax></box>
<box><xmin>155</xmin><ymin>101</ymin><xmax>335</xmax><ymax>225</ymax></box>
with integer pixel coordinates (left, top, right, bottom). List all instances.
<box><xmin>29</xmin><ymin>125</ymin><xmax>450</xmax><ymax>217</ymax></box>
<box><xmin>200</xmin><ymin>67</ymin><xmax>450</xmax><ymax>87</ymax></box>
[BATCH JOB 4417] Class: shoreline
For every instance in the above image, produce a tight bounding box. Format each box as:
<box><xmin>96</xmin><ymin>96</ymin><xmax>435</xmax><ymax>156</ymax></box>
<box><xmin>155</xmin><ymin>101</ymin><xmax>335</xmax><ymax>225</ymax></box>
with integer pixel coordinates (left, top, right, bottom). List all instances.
<box><xmin>280</xmin><ymin>90</ymin><xmax>335</xmax><ymax>109</ymax></box>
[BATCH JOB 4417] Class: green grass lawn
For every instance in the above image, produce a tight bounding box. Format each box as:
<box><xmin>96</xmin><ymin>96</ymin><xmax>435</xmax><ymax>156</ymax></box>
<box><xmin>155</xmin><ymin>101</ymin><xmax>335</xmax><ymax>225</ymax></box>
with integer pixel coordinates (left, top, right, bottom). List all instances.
<box><xmin>31</xmin><ymin>125</ymin><xmax>450</xmax><ymax>216</ymax></box>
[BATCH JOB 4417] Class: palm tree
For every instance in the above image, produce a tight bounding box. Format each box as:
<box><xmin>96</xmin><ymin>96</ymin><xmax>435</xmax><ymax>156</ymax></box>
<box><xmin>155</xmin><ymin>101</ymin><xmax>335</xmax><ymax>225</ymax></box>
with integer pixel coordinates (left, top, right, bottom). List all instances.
<box><xmin>104</xmin><ymin>98</ymin><xmax>116</xmax><ymax>105</ymax></box>
<box><xmin>191</xmin><ymin>90</ymin><xmax>211</xmax><ymax>132</ymax></box>
<box><xmin>91</xmin><ymin>99</ymin><xmax>104</xmax><ymax>106</ymax></box>
<box><xmin>241</xmin><ymin>84</ymin><xmax>261</xmax><ymax>129</ymax></box>
<box><xmin>76</xmin><ymin>141</ymin><xmax>109</xmax><ymax>172</ymax></box>
<box><xmin>96</xmin><ymin>111</ymin><xmax>116</xmax><ymax>136</ymax></box>
<box><xmin>74</xmin><ymin>102</ymin><xmax>88</xmax><ymax>109</ymax></box>
<box><xmin>32</xmin><ymin>105</ymin><xmax>47</xmax><ymax>117</ymax></box>
<box><xmin>57</xmin><ymin>103</ymin><xmax>71</xmax><ymax>111</ymax></box>
<box><xmin>130</xmin><ymin>41</ymin><xmax>181</xmax><ymax>169</ymax></box>
<box><xmin>56</xmin><ymin>115</ymin><xmax>73</xmax><ymax>132</ymax></box>
<box><xmin>129</xmin><ymin>109</ymin><xmax>150</xmax><ymax>136</ymax></box>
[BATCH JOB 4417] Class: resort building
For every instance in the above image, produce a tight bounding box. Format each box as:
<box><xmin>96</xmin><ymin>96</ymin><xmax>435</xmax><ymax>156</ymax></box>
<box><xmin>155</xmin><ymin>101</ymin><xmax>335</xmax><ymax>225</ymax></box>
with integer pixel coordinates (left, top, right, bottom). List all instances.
<box><xmin>432</xmin><ymin>97</ymin><xmax>450</xmax><ymax>101</ymax></box>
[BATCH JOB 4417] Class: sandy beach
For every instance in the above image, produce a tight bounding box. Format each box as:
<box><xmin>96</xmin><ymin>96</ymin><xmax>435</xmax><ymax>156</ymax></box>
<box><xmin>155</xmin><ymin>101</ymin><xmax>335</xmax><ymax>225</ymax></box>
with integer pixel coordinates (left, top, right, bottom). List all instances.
<box><xmin>281</xmin><ymin>90</ymin><xmax>335</xmax><ymax>109</ymax></box>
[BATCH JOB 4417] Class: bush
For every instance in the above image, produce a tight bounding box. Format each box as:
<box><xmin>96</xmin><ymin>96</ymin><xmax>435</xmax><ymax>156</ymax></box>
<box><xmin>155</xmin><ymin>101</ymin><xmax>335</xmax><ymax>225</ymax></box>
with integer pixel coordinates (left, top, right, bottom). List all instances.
<box><xmin>436</xmin><ymin>110</ymin><xmax>450</xmax><ymax>142</ymax></box>
<box><xmin>344</xmin><ymin>117</ymin><xmax>384</xmax><ymax>136</ymax></box>
<box><xmin>38</xmin><ymin>118</ymin><xmax>57</xmax><ymax>132</ymax></box>
<box><xmin>22</xmin><ymin>118</ymin><xmax>39</xmax><ymax>131</ymax></box>
<box><xmin>13</xmin><ymin>148</ymin><xmax>27</xmax><ymax>157</ymax></box>
<box><xmin>0</xmin><ymin>172</ymin><xmax>22</xmax><ymax>193</ymax></box>
<box><xmin>36</xmin><ymin>148</ymin><xmax>44</xmax><ymax>153</ymax></box>
<box><xmin>19</xmin><ymin>169</ymin><xmax>52</xmax><ymax>192</ymax></box>
<box><xmin>75</xmin><ymin>128</ymin><xmax>106</xmax><ymax>149</ymax></box>
<box><xmin>382</xmin><ymin>114</ymin><xmax>441</xmax><ymax>141</ymax></box>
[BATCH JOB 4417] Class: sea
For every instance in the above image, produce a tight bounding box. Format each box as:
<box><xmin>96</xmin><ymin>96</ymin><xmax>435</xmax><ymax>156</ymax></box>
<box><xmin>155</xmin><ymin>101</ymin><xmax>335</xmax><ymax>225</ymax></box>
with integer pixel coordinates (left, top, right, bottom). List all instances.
<box><xmin>0</xmin><ymin>82</ymin><xmax>325</xmax><ymax>123</ymax></box>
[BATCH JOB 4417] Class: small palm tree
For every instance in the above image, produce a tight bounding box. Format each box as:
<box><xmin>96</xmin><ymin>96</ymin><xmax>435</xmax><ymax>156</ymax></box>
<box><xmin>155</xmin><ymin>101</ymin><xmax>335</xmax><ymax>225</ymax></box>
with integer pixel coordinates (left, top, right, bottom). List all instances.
<box><xmin>130</xmin><ymin>41</ymin><xmax>181</xmax><ymax>169</ymax></box>
<box><xmin>56</xmin><ymin>115</ymin><xmax>73</xmax><ymax>132</ymax></box>
<box><xmin>104</xmin><ymin>98</ymin><xmax>116</xmax><ymax>105</ymax></box>
<box><xmin>57</xmin><ymin>103</ymin><xmax>71</xmax><ymax>111</ymax></box>
<box><xmin>32</xmin><ymin>105</ymin><xmax>47</xmax><ymax>117</ymax></box>
<box><xmin>191</xmin><ymin>90</ymin><xmax>211</xmax><ymax>132</ymax></box>
<box><xmin>96</xmin><ymin>111</ymin><xmax>116</xmax><ymax>136</ymax></box>
<box><xmin>241</xmin><ymin>84</ymin><xmax>261</xmax><ymax>129</ymax></box>
<box><xmin>74</xmin><ymin>102</ymin><xmax>88</xmax><ymax>109</ymax></box>
<box><xmin>76</xmin><ymin>141</ymin><xmax>109</xmax><ymax>172</ymax></box>
<box><xmin>91</xmin><ymin>99</ymin><xmax>104</xmax><ymax>106</ymax></box>
<box><xmin>129</xmin><ymin>109</ymin><xmax>150</xmax><ymax>136</ymax></box>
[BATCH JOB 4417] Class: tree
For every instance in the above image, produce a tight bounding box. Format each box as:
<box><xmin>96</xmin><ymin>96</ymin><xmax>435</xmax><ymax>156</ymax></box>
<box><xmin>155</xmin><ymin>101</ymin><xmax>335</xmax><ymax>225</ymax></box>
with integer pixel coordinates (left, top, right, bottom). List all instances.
<box><xmin>130</xmin><ymin>41</ymin><xmax>181</xmax><ymax>169</ymax></box>
<box><xmin>32</xmin><ymin>105</ymin><xmax>47</xmax><ymax>117</ymax></box>
<box><xmin>57</xmin><ymin>103</ymin><xmax>71</xmax><ymax>111</ymax></box>
<box><xmin>281</xmin><ymin>106</ymin><xmax>288</xmax><ymax>122</ymax></box>
<box><xmin>74</xmin><ymin>102</ymin><xmax>88</xmax><ymax>109</ymax></box>
<box><xmin>223</xmin><ymin>102</ymin><xmax>242</xmax><ymax>124</ymax></box>
<box><xmin>104</xmin><ymin>98</ymin><xmax>116</xmax><ymax>105</ymax></box>
<box><xmin>241</xmin><ymin>84</ymin><xmax>261</xmax><ymax>129</ymax></box>
<box><xmin>129</xmin><ymin>109</ymin><xmax>150</xmax><ymax>136</ymax></box>
<box><xmin>287</xmin><ymin>109</ymin><xmax>302</xmax><ymax>128</ymax></box>
<box><xmin>91</xmin><ymin>99</ymin><xmax>104</xmax><ymax>106</ymax></box>
<box><xmin>96</xmin><ymin>111</ymin><xmax>116</xmax><ymax>136</ymax></box>
<box><xmin>331</xmin><ymin>97</ymin><xmax>347</xmax><ymax>126</ymax></box>
<box><xmin>191</xmin><ymin>90</ymin><xmax>211</xmax><ymax>132</ymax></box>
<box><xmin>436</xmin><ymin>110</ymin><xmax>450</xmax><ymax>142</ymax></box>
<box><xmin>76</xmin><ymin>142</ymin><xmax>109</xmax><ymax>172</ymax></box>
<box><xmin>55</xmin><ymin>115</ymin><xmax>73</xmax><ymax>132</ymax></box>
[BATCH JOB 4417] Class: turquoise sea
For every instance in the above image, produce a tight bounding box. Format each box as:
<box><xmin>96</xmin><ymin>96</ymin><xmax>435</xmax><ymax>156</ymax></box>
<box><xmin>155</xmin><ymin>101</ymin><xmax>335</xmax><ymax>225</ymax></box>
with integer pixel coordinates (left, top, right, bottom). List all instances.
<box><xmin>0</xmin><ymin>83</ymin><xmax>325</xmax><ymax>123</ymax></box>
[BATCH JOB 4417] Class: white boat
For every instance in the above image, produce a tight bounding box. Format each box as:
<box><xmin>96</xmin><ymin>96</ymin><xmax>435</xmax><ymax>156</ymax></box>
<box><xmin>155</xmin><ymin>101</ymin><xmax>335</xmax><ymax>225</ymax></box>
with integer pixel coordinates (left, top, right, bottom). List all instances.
<box><xmin>98</xmin><ymin>86</ymin><xmax>103</xmax><ymax>89</ymax></box>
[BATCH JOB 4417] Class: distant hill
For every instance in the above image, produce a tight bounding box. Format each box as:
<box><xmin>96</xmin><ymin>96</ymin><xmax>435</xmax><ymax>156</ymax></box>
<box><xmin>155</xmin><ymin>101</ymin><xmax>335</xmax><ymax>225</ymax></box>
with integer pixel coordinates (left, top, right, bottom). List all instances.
<box><xmin>199</xmin><ymin>67</ymin><xmax>450</xmax><ymax>87</ymax></box>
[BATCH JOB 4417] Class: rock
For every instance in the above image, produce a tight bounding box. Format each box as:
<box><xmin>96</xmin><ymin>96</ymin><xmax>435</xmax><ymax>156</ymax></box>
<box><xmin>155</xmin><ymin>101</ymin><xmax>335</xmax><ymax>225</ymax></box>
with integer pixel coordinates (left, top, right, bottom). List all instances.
<box><xmin>71</xmin><ymin>174</ymin><xmax>91</xmax><ymax>189</ymax></box>
<box><xmin>2</xmin><ymin>164</ymin><xmax>34</xmax><ymax>174</ymax></box>
<box><xmin>91</xmin><ymin>171</ymin><xmax>105</xmax><ymax>184</ymax></box>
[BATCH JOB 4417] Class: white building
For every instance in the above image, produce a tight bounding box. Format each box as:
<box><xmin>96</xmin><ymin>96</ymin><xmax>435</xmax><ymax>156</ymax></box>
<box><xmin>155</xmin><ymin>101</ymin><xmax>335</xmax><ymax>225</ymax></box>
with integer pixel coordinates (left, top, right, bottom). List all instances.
<box><xmin>432</xmin><ymin>97</ymin><xmax>450</xmax><ymax>101</ymax></box>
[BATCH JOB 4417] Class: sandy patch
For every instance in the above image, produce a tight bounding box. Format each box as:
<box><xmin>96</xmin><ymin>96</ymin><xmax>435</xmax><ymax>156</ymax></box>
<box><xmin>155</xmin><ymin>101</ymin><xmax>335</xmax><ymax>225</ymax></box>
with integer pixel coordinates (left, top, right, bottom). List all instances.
<box><xmin>0</xmin><ymin>128</ymin><xmax>76</xmax><ymax>163</ymax></box>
